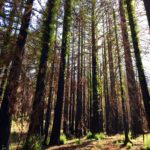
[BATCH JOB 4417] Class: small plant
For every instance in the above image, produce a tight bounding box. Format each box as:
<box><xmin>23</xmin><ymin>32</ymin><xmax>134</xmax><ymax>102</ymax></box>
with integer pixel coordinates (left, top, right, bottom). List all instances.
<box><xmin>93</xmin><ymin>133</ymin><xmax>105</xmax><ymax>140</ymax></box>
<box><xmin>59</xmin><ymin>134</ymin><xmax>67</xmax><ymax>145</ymax></box>
<box><xmin>87</xmin><ymin>132</ymin><xmax>105</xmax><ymax>140</ymax></box>
<box><xmin>127</xmin><ymin>143</ymin><xmax>132</xmax><ymax>149</ymax></box>
<box><xmin>95</xmin><ymin>134</ymin><xmax>101</xmax><ymax>140</ymax></box>
<box><xmin>144</xmin><ymin>134</ymin><xmax>150</xmax><ymax>150</ymax></box>
<box><xmin>87</xmin><ymin>131</ymin><xmax>95</xmax><ymax>139</ymax></box>
<box><xmin>97</xmin><ymin>133</ymin><xmax>105</xmax><ymax>140</ymax></box>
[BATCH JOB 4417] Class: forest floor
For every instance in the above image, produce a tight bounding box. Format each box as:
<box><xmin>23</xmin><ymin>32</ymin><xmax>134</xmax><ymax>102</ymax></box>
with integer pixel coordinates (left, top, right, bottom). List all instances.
<box><xmin>10</xmin><ymin>121</ymin><xmax>149</xmax><ymax>150</ymax></box>
<box><xmin>47</xmin><ymin>134</ymin><xmax>145</xmax><ymax>150</ymax></box>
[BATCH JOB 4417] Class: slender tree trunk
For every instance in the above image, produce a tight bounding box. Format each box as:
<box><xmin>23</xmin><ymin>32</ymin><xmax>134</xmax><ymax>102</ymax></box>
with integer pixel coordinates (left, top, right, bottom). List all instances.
<box><xmin>143</xmin><ymin>0</ymin><xmax>150</xmax><ymax>28</ymax></box>
<box><xmin>119</xmin><ymin>0</ymin><xmax>144</xmax><ymax>136</ymax></box>
<box><xmin>50</xmin><ymin>0</ymin><xmax>72</xmax><ymax>145</ymax></box>
<box><xmin>75</xmin><ymin>19</ymin><xmax>83</xmax><ymax>138</ymax></box>
<box><xmin>69</xmin><ymin>25</ymin><xmax>76</xmax><ymax>135</ymax></box>
<box><xmin>126</xmin><ymin>0</ymin><xmax>150</xmax><ymax>130</ymax></box>
<box><xmin>43</xmin><ymin>16</ymin><xmax>60</xmax><ymax>144</ymax></box>
<box><xmin>82</xmin><ymin>28</ymin><xmax>87</xmax><ymax>135</ymax></box>
<box><xmin>0</xmin><ymin>0</ymin><xmax>34</xmax><ymax>149</ymax></box>
<box><xmin>113</xmin><ymin>8</ymin><xmax>130</xmax><ymax>144</ymax></box>
<box><xmin>91</xmin><ymin>0</ymin><xmax>102</xmax><ymax>134</ymax></box>
<box><xmin>63</xmin><ymin>56</ymin><xmax>70</xmax><ymax>137</ymax></box>
<box><xmin>69</xmin><ymin>61</ymin><xmax>73</xmax><ymax>136</ymax></box>
<box><xmin>71</xmin><ymin>61</ymin><xmax>76</xmax><ymax>135</ymax></box>
<box><xmin>102</xmin><ymin>16</ymin><xmax>110</xmax><ymax>134</ymax></box>
<box><xmin>113</xmin><ymin>11</ymin><xmax>124</xmax><ymax>132</ymax></box>
<box><xmin>106</xmin><ymin>13</ymin><xmax>118</xmax><ymax>135</ymax></box>
<box><xmin>44</xmin><ymin>50</ymin><xmax>57</xmax><ymax>145</ymax></box>
<box><xmin>88</xmin><ymin>52</ymin><xmax>93</xmax><ymax>131</ymax></box>
<box><xmin>98</xmin><ymin>57</ymin><xmax>104</xmax><ymax>133</ymax></box>
<box><xmin>103</xmin><ymin>36</ymin><xmax>110</xmax><ymax>134</ymax></box>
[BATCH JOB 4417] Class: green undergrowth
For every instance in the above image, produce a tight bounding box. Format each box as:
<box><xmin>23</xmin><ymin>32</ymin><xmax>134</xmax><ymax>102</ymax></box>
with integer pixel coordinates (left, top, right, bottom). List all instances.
<box><xmin>75</xmin><ymin>138</ymin><xmax>82</xmax><ymax>145</ymax></box>
<box><xmin>144</xmin><ymin>134</ymin><xmax>150</xmax><ymax>150</ymax></box>
<box><xmin>127</xmin><ymin>143</ymin><xmax>133</xmax><ymax>149</ymax></box>
<box><xmin>114</xmin><ymin>139</ymin><xmax>124</xmax><ymax>147</ymax></box>
<box><xmin>59</xmin><ymin>134</ymin><xmax>67</xmax><ymax>145</ymax></box>
<box><xmin>87</xmin><ymin>132</ymin><xmax>105</xmax><ymax>140</ymax></box>
<box><xmin>22</xmin><ymin>136</ymin><xmax>42</xmax><ymax>150</ymax></box>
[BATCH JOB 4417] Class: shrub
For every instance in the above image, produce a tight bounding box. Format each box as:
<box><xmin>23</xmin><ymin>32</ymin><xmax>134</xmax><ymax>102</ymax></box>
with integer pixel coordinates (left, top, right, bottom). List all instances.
<box><xmin>87</xmin><ymin>132</ymin><xmax>95</xmax><ymax>139</ymax></box>
<box><xmin>59</xmin><ymin>134</ymin><xmax>67</xmax><ymax>145</ymax></box>
<box><xmin>97</xmin><ymin>133</ymin><xmax>105</xmax><ymax>140</ymax></box>
<box><xmin>94</xmin><ymin>134</ymin><xmax>101</xmax><ymax>140</ymax></box>
<box><xmin>94</xmin><ymin>133</ymin><xmax>105</xmax><ymax>140</ymax></box>
<box><xmin>87</xmin><ymin>132</ymin><xmax>105</xmax><ymax>140</ymax></box>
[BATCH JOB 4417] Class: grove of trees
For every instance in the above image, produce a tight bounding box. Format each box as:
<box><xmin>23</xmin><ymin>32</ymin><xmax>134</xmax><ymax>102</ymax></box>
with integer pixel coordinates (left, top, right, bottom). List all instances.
<box><xmin>0</xmin><ymin>0</ymin><xmax>150</xmax><ymax>149</ymax></box>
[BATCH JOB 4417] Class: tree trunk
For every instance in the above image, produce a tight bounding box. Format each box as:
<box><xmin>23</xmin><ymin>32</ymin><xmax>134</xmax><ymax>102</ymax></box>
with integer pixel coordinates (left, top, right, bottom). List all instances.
<box><xmin>113</xmin><ymin>7</ymin><xmax>130</xmax><ymax>144</ymax></box>
<box><xmin>91</xmin><ymin>0</ymin><xmax>103</xmax><ymax>134</ymax></box>
<box><xmin>50</xmin><ymin>0</ymin><xmax>72</xmax><ymax>145</ymax></box>
<box><xmin>106</xmin><ymin>13</ymin><xmax>118</xmax><ymax>135</ymax></box>
<box><xmin>71</xmin><ymin>63</ymin><xmax>76</xmax><ymax>135</ymax></box>
<box><xmin>75</xmin><ymin>19</ymin><xmax>83</xmax><ymax>138</ymax></box>
<box><xmin>119</xmin><ymin>0</ymin><xmax>144</xmax><ymax>137</ymax></box>
<box><xmin>126</xmin><ymin>0</ymin><xmax>150</xmax><ymax>130</ymax></box>
<box><xmin>88</xmin><ymin>51</ymin><xmax>93</xmax><ymax>131</ymax></box>
<box><xmin>63</xmin><ymin>56</ymin><xmax>70</xmax><ymax>137</ymax></box>
<box><xmin>69</xmin><ymin>25</ymin><xmax>76</xmax><ymax>135</ymax></box>
<box><xmin>26</xmin><ymin>0</ymin><xmax>59</xmax><ymax>144</ymax></box>
<box><xmin>44</xmin><ymin>50</ymin><xmax>56</xmax><ymax>145</ymax></box>
<box><xmin>103</xmin><ymin>36</ymin><xmax>110</xmax><ymax>134</ymax></box>
<box><xmin>0</xmin><ymin>0</ymin><xmax>34</xmax><ymax>149</ymax></box>
<box><xmin>102</xmin><ymin>16</ymin><xmax>110</xmax><ymax>134</ymax></box>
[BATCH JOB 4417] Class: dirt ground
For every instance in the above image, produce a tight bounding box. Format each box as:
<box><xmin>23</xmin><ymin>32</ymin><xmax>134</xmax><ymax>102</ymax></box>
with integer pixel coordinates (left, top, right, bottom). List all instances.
<box><xmin>46</xmin><ymin>134</ymin><xmax>145</xmax><ymax>150</ymax></box>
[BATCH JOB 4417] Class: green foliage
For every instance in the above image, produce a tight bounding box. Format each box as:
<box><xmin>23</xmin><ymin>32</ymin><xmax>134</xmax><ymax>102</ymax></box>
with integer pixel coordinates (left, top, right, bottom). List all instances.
<box><xmin>114</xmin><ymin>139</ymin><xmax>123</xmax><ymax>147</ymax></box>
<box><xmin>144</xmin><ymin>134</ymin><xmax>150</xmax><ymax>150</ymax></box>
<box><xmin>59</xmin><ymin>134</ymin><xmax>67</xmax><ymax>145</ymax></box>
<box><xmin>76</xmin><ymin>139</ymin><xmax>82</xmax><ymax>145</ymax></box>
<box><xmin>22</xmin><ymin>136</ymin><xmax>41</xmax><ymax>150</ymax></box>
<box><xmin>87</xmin><ymin>131</ymin><xmax>95</xmax><ymax>139</ymax></box>
<box><xmin>95</xmin><ymin>133</ymin><xmax>105</xmax><ymax>140</ymax></box>
<box><xmin>115</xmin><ymin>141</ymin><xmax>121</xmax><ymax>147</ymax></box>
<box><xmin>127</xmin><ymin>143</ymin><xmax>132</xmax><ymax>149</ymax></box>
<box><xmin>87</xmin><ymin>132</ymin><xmax>105</xmax><ymax>140</ymax></box>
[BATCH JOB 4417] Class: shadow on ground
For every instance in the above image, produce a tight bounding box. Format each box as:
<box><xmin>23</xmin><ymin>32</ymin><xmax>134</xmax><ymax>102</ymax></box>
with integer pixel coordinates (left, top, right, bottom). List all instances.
<box><xmin>45</xmin><ymin>140</ymin><xmax>98</xmax><ymax>150</ymax></box>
